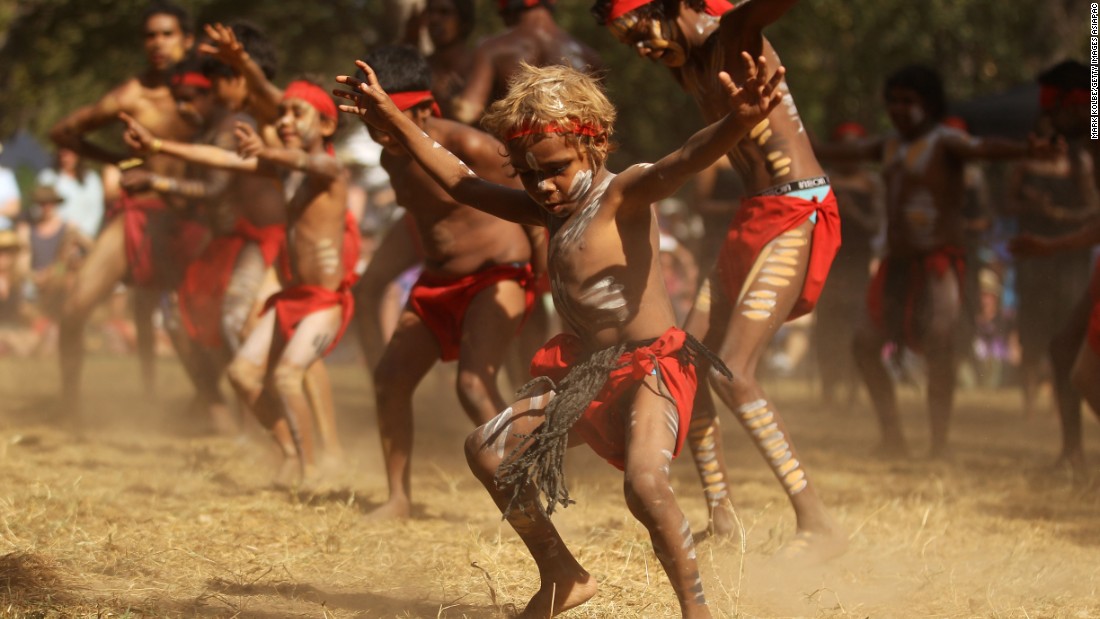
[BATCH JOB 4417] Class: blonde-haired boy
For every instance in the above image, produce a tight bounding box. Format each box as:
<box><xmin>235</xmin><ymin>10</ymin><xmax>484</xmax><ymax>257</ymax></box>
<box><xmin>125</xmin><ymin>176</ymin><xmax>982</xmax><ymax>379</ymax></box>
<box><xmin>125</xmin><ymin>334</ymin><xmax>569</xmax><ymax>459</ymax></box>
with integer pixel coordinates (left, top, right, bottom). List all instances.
<box><xmin>338</xmin><ymin>54</ymin><xmax>782</xmax><ymax>618</ymax></box>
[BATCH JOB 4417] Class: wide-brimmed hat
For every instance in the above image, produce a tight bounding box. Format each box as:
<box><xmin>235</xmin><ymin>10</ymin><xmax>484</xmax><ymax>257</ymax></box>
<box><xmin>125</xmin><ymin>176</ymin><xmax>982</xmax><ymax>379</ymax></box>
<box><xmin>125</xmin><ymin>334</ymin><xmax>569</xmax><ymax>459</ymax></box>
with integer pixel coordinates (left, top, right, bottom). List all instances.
<box><xmin>31</xmin><ymin>185</ymin><xmax>64</xmax><ymax>204</ymax></box>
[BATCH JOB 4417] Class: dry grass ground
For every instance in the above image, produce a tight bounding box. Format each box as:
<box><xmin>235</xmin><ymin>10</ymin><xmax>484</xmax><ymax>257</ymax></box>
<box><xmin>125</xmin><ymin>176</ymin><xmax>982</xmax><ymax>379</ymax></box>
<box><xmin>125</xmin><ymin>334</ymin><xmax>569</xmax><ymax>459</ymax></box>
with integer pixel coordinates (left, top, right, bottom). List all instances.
<box><xmin>1</xmin><ymin>354</ymin><xmax>1099</xmax><ymax>618</ymax></box>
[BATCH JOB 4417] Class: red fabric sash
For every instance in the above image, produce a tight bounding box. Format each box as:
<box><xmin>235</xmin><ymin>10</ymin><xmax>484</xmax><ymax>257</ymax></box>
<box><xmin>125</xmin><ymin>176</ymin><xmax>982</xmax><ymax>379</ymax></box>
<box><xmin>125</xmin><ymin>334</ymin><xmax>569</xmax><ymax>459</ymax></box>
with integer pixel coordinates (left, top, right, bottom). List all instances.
<box><xmin>529</xmin><ymin>327</ymin><xmax>698</xmax><ymax>470</ymax></box>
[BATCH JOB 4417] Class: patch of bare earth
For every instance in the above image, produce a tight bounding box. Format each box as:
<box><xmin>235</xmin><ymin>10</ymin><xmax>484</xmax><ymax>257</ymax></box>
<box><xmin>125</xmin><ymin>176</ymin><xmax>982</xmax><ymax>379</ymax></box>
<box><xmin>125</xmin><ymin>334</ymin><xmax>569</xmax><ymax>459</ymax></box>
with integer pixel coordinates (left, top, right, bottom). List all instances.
<box><xmin>1</xmin><ymin>355</ymin><xmax>1099</xmax><ymax>618</ymax></box>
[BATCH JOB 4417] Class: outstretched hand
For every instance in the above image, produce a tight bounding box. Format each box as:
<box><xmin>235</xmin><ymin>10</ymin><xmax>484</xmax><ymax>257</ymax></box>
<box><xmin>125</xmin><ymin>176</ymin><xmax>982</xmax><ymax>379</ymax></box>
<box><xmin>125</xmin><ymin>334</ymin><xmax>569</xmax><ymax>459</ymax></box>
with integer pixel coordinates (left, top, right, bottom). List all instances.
<box><xmin>234</xmin><ymin>121</ymin><xmax>264</xmax><ymax>159</ymax></box>
<box><xmin>120</xmin><ymin>112</ymin><xmax>156</xmax><ymax>154</ymax></box>
<box><xmin>198</xmin><ymin>23</ymin><xmax>247</xmax><ymax>67</ymax></box>
<box><xmin>333</xmin><ymin>61</ymin><xmax>402</xmax><ymax>129</ymax></box>
<box><xmin>1027</xmin><ymin>133</ymin><xmax>1067</xmax><ymax>161</ymax></box>
<box><xmin>719</xmin><ymin>53</ymin><xmax>786</xmax><ymax>128</ymax></box>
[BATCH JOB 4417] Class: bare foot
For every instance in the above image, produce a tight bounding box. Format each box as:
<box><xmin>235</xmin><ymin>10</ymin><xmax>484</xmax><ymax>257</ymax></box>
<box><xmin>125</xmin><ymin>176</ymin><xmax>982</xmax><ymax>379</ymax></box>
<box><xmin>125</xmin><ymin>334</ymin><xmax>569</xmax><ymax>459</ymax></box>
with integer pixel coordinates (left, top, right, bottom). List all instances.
<box><xmin>515</xmin><ymin>572</ymin><xmax>597</xmax><ymax>618</ymax></box>
<box><xmin>709</xmin><ymin>501</ymin><xmax>738</xmax><ymax>538</ymax></box>
<box><xmin>363</xmin><ymin>497</ymin><xmax>411</xmax><ymax>521</ymax></box>
<box><xmin>773</xmin><ymin>526</ymin><xmax>849</xmax><ymax>565</ymax></box>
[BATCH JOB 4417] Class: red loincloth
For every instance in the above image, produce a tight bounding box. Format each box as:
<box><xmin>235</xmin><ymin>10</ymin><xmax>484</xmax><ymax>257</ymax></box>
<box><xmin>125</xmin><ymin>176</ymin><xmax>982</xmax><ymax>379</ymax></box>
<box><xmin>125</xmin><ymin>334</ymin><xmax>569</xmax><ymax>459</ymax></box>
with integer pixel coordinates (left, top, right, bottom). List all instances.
<box><xmin>528</xmin><ymin>327</ymin><xmax>699</xmax><ymax>470</ymax></box>
<box><xmin>408</xmin><ymin>263</ymin><xmax>535</xmax><ymax>362</ymax></box>
<box><xmin>177</xmin><ymin>219</ymin><xmax>285</xmax><ymax>348</ymax></box>
<box><xmin>110</xmin><ymin>192</ymin><xmax>207</xmax><ymax>288</ymax></box>
<box><xmin>264</xmin><ymin>211</ymin><xmax>361</xmax><ymax>356</ymax></box>
<box><xmin>866</xmin><ymin>246</ymin><xmax>966</xmax><ymax>351</ymax></box>
<box><xmin>262</xmin><ymin>284</ymin><xmax>354</xmax><ymax>356</ymax></box>
<box><xmin>715</xmin><ymin>189</ymin><xmax>841</xmax><ymax>320</ymax></box>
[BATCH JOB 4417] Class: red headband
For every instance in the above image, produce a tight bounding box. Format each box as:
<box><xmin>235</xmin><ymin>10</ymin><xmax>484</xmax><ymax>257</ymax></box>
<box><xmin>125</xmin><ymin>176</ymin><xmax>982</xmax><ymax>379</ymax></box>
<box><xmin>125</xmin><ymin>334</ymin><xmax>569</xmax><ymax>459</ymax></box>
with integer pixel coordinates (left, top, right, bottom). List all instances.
<box><xmin>1039</xmin><ymin>84</ymin><xmax>1090</xmax><ymax>111</ymax></box>
<box><xmin>388</xmin><ymin>90</ymin><xmax>442</xmax><ymax>117</ymax></box>
<box><xmin>831</xmin><ymin>121</ymin><xmax>866</xmax><ymax>141</ymax></box>
<box><xmin>607</xmin><ymin>0</ymin><xmax>732</xmax><ymax>20</ymax></box>
<box><xmin>505</xmin><ymin>119</ymin><xmax>602</xmax><ymax>142</ymax></box>
<box><xmin>172</xmin><ymin>72</ymin><xmax>212</xmax><ymax>90</ymax></box>
<box><xmin>283</xmin><ymin>80</ymin><xmax>338</xmax><ymax>120</ymax></box>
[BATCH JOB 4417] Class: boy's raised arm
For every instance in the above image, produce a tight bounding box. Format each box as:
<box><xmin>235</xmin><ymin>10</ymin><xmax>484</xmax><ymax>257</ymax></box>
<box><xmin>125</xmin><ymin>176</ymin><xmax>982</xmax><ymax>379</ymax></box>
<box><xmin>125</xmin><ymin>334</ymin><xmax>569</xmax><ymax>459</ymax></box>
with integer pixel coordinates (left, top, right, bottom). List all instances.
<box><xmin>335</xmin><ymin>61</ymin><xmax>543</xmax><ymax>227</ymax></box>
<box><xmin>199</xmin><ymin>23</ymin><xmax>283</xmax><ymax>125</ymax></box>
<box><xmin>616</xmin><ymin>54</ymin><xmax>784</xmax><ymax>214</ymax></box>
<box><xmin>121</xmin><ymin>112</ymin><xmax>264</xmax><ymax>174</ymax></box>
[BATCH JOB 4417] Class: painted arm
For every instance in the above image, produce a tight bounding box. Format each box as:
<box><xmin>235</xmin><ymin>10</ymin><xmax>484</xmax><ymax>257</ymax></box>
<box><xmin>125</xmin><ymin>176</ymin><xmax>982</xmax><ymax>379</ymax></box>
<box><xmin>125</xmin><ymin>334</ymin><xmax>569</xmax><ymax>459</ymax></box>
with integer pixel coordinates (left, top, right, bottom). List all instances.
<box><xmin>235</xmin><ymin>121</ymin><xmax>343</xmax><ymax>182</ymax></box>
<box><xmin>121</xmin><ymin>112</ymin><xmax>263</xmax><ymax>174</ymax></box>
<box><xmin>118</xmin><ymin>127</ymin><xmax>236</xmax><ymax>200</ymax></box>
<box><xmin>615</xmin><ymin>54</ymin><xmax>785</xmax><ymax>216</ymax></box>
<box><xmin>336</xmin><ymin>61</ymin><xmax>542</xmax><ymax>227</ymax></box>
<box><xmin>198</xmin><ymin>23</ymin><xmax>283</xmax><ymax>125</ymax></box>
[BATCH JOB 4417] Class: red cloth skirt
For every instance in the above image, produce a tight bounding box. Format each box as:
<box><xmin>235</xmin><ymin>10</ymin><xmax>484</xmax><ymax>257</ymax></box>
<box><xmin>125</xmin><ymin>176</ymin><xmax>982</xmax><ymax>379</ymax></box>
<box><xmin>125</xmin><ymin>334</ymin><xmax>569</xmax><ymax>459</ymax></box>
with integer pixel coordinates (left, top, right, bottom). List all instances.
<box><xmin>408</xmin><ymin>262</ymin><xmax>535</xmax><ymax>362</ymax></box>
<box><xmin>177</xmin><ymin>219</ymin><xmax>285</xmax><ymax>348</ymax></box>
<box><xmin>110</xmin><ymin>193</ymin><xmax>207</xmax><ymax>288</ymax></box>
<box><xmin>528</xmin><ymin>327</ymin><xmax>698</xmax><ymax>470</ymax></box>
<box><xmin>1088</xmin><ymin>256</ymin><xmax>1100</xmax><ymax>355</ymax></box>
<box><xmin>866</xmin><ymin>246</ymin><xmax>965</xmax><ymax>351</ymax></box>
<box><xmin>715</xmin><ymin>189</ymin><xmax>841</xmax><ymax>320</ymax></box>
<box><xmin>262</xmin><ymin>284</ymin><xmax>353</xmax><ymax>357</ymax></box>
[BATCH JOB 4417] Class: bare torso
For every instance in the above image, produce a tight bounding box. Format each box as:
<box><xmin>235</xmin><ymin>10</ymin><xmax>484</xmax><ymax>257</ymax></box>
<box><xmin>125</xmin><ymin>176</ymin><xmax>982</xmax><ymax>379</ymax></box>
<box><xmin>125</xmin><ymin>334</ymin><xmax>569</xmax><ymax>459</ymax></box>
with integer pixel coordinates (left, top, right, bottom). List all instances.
<box><xmin>546</xmin><ymin>167</ymin><xmax>676</xmax><ymax>351</ymax></box>
<box><xmin>484</xmin><ymin>23</ymin><xmax>601</xmax><ymax>103</ymax></box>
<box><xmin>881</xmin><ymin>125</ymin><xmax>970</xmax><ymax>255</ymax></box>
<box><xmin>381</xmin><ymin>120</ymin><xmax>531</xmax><ymax>277</ymax></box>
<box><xmin>113</xmin><ymin>77</ymin><xmax>196</xmax><ymax>198</ymax></box>
<box><xmin>676</xmin><ymin>33</ymin><xmax>823</xmax><ymax>194</ymax></box>
<box><xmin>282</xmin><ymin>170</ymin><xmax>348</xmax><ymax>290</ymax></box>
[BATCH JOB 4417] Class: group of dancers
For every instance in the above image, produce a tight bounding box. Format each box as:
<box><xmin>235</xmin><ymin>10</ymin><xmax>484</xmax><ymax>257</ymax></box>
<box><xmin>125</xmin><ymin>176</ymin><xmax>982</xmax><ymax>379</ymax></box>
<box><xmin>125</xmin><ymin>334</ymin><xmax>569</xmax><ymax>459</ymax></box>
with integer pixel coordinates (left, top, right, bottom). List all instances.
<box><xmin>44</xmin><ymin>0</ymin><xmax>1098</xmax><ymax>616</ymax></box>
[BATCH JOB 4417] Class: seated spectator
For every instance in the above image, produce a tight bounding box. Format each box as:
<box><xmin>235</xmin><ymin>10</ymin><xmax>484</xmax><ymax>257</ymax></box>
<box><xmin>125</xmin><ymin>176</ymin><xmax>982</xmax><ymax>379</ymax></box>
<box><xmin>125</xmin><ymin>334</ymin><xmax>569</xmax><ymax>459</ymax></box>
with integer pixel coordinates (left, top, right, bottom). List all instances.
<box><xmin>19</xmin><ymin>185</ymin><xmax>91</xmax><ymax>321</ymax></box>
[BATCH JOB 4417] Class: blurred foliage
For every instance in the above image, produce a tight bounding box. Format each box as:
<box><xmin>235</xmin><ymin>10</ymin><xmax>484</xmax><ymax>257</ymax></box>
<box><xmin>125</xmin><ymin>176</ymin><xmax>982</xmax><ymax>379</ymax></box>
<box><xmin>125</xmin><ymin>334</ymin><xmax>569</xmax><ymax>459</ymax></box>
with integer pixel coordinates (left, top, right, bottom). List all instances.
<box><xmin>0</xmin><ymin>0</ymin><xmax>1089</xmax><ymax>166</ymax></box>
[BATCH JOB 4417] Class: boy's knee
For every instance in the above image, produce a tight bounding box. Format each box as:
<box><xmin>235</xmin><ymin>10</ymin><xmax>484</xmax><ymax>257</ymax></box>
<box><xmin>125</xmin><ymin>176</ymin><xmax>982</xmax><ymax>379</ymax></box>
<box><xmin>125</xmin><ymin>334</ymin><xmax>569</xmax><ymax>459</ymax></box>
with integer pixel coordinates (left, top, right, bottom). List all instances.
<box><xmin>227</xmin><ymin>358</ymin><xmax>264</xmax><ymax>393</ymax></box>
<box><xmin>623</xmin><ymin>467</ymin><xmax>672</xmax><ymax>514</ymax></box>
<box><xmin>464</xmin><ymin>426</ymin><xmax>499</xmax><ymax>481</ymax></box>
<box><xmin>268</xmin><ymin>363</ymin><xmax>306</xmax><ymax>397</ymax></box>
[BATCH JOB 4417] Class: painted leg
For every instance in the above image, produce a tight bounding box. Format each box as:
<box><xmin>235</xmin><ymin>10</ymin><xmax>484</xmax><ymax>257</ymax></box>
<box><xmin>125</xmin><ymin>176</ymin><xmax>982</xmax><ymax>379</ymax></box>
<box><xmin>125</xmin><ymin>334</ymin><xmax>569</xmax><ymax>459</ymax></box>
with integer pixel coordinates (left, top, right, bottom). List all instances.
<box><xmin>304</xmin><ymin>362</ymin><xmax>342</xmax><ymax>464</ymax></box>
<box><xmin>227</xmin><ymin>309</ymin><xmax>298</xmax><ymax>483</ymax></box>
<box><xmin>367</xmin><ymin>309</ymin><xmax>441</xmax><ymax>520</ymax></box>
<box><xmin>853</xmin><ymin>322</ymin><xmax>904</xmax><ymax>452</ymax></box>
<box><xmin>682</xmin><ymin>277</ymin><xmax>738</xmax><ymax>537</ymax></box>
<box><xmin>455</xmin><ymin>279</ymin><xmax>527</xmax><ymax>425</ymax></box>
<box><xmin>59</xmin><ymin>216</ymin><xmax>129</xmax><ymax>417</ymax></box>
<box><xmin>623</xmin><ymin>378</ymin><xmax>712</xmax><ymax>618</ymax></box>
<box><xmin>465</xmin><ymin>390</ymin><xmax>597</xmax><ymax>617</ymax></box>
<box><xmin>708</xmin><ymin>220</ymin><xmax>846</xmax><ymax>563</ymax></box>
<box><xmin>263</xmin><ymin>305</ymin><xmax>344</xmax><ymax>488</ymax></box>
<box><xmin>162</xmin><ymin>292</ymin><xmax>231</xmax><ymax>433</ymax></box>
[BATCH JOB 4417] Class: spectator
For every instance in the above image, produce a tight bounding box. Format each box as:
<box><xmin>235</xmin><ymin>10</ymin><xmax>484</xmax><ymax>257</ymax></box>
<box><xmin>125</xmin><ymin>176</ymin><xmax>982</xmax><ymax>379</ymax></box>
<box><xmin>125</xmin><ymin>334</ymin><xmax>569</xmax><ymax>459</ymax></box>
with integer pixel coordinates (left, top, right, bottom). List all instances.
<box><xmin>0</xmin><ymin>142</ymin><xmax>21</xmax><ymax>231</ymax></box>
<box><xmin>37</xmin><ymin>147</ymin><xmax>105</xmax><ymax>239</ymax></box>
<box><xmin>19</xmin><ymin>185</ymin><xmax>91</xmax><ymax>321</ymax></box>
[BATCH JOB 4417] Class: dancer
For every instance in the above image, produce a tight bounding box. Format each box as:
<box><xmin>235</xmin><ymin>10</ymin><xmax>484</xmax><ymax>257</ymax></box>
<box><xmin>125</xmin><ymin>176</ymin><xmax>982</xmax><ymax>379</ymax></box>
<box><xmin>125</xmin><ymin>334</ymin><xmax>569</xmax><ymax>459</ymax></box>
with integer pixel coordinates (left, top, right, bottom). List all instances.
<box><xmin>338</xmin><ymin>49</ymin><xmax>782</xmax><ymax>617</ymax></box>
<box><xmin>124</xmin><ymin>80</ymin><xmax>357</xmax><ymax>486</ymax></box>
<box><xmin>594</xmin><ymin>0</ymin><xmax>845</xmax><ymax>555</ymax></box>
<box><xmin>355</xmin><ymin>46</ymin><xmax>537</xmax><ymax>519</ymax></box>
<box><xmin>49</xmin><ymin>1</ymin><xmax>201</xmax><ymax>415</ymax></box>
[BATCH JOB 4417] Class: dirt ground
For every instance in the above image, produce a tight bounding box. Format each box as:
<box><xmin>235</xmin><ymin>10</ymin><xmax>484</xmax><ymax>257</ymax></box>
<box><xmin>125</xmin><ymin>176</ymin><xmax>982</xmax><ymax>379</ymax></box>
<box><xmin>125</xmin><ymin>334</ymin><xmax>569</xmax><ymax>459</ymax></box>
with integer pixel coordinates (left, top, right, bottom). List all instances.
<box><xmin>1</xmin><ymin>353</ymin><xmax>1099</xmax><ymax>618</ymax></box>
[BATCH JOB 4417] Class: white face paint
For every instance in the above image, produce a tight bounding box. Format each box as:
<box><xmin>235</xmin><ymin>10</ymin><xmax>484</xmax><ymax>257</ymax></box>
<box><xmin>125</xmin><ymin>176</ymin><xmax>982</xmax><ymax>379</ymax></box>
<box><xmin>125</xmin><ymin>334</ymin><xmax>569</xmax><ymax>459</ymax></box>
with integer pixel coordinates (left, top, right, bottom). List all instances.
<box><xmin>525</xmin><ymin>151</ymin><xmax>540</xmax><ymax>171</ymax></box>
<box><xmin>566</xmin><ymin>168</ymin><xmax>593</xmax><ymax>203</ymax></box>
